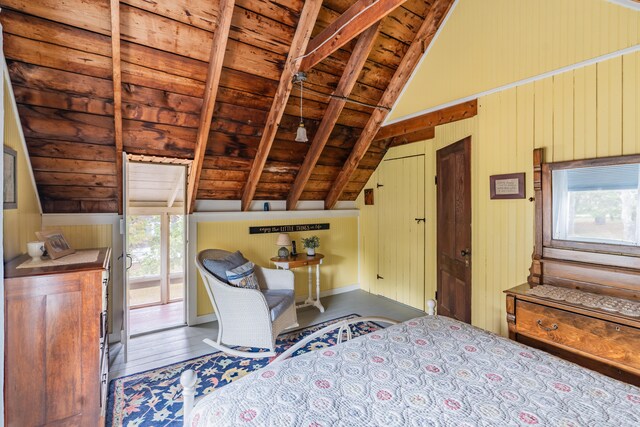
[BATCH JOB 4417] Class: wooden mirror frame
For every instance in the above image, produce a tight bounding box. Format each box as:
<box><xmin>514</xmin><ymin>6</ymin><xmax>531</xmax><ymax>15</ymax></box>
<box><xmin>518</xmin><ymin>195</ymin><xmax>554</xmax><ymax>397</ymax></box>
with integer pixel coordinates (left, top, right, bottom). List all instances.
<box><xmin>528</xmin><ymin>148</ymin><xmax>640</xmax><ymax>300</ymax></box>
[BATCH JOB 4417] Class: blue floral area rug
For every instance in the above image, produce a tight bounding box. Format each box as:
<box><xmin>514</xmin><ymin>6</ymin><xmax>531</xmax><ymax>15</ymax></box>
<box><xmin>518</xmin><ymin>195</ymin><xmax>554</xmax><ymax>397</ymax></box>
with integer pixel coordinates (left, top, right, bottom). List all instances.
<box><xmin>107</xmin><ymin>314</ymin><xmax>381</xmax><ymax>426</ymax></box>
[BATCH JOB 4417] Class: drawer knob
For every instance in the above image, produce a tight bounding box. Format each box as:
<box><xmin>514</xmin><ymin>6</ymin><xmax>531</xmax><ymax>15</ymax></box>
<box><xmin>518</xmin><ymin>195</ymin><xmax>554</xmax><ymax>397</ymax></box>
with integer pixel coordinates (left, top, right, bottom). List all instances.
<box><xmin>536</xmin><ymin>319</ymin><xmax>558</xmax><ymax>332</ymax></box>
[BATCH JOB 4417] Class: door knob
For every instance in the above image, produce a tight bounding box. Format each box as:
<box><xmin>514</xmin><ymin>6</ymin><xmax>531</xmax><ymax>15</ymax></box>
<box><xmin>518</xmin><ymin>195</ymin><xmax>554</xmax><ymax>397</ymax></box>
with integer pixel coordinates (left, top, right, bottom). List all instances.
<box><xmin>415</xmin><ymin>218</ymin><xmax>426</xmax><ymax>224</ymax></box>
<box><xmin>460</xmin><ymin>249</ymin><xmax>470</xmax><ymax>257</ymax></box>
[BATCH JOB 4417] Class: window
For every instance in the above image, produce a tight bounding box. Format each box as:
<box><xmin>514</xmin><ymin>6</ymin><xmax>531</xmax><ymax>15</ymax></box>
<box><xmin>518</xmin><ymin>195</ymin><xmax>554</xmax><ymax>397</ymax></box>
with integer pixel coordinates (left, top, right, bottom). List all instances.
<box><xmin>552</xmin><ymin>163</ymin><xmax>640</xmax><ymax>246</ymax></box>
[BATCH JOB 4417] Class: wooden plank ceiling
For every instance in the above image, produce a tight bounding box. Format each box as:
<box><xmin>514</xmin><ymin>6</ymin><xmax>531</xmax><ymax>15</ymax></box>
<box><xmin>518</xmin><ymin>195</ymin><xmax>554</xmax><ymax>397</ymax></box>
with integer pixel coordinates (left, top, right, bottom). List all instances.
<box><xmin>0</xmin><ymin>0</ymin><xmax>454</xmax><ymax>213</ymax></box>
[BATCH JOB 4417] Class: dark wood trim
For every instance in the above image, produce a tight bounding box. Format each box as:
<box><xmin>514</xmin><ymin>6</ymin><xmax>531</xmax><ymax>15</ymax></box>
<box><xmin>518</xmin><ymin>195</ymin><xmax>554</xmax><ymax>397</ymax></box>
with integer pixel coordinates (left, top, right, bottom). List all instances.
<box><xmin>286</xmin><ymin>23</ymin><xmax>380</xmax><ymax>211</ymax></box>
<box><xmin>325</xmin><ymin>0</ymin><xmax>456</xmax><ymax>209</ymax></box>
<box><xmin>241</xmin><ymin>0</ymin><xmax>323</xmax><ymax>211</ymax></box>
<box><xmin>541</xmin><ymin>153</ymin><xmax>640</xmax><ymax>258</ymax></box>
<box><xmin>547</xmin><ymin>153</ymin><xmax>640</xmax><ymax>171</ymax></box>
<box><xmin>382</xmin><ymin>127</ymin><xmax>435</xmax><ymax>149</ymax></box>
<box><xmin>374</xmin><ymin>100</ymin><xmax>477</xmax><ymax>142</ymax></box>
<box><xmin>110</xmin><ymin>0</ymin><xmax>123</xmax><ymax>215</ymax></box>
<box><xmin>186</xmin><ymin>0</ymin><xmax>235</xmax><ymax>213</ymax></box>
<box><xmin>299</xmin><ymin>0</ymin><xmax>407</xmax><ymax>72</ymax></box>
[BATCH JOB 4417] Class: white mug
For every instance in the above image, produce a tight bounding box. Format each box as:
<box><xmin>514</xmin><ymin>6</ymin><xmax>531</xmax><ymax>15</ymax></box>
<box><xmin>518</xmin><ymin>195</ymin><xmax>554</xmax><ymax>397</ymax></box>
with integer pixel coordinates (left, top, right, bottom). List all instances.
<box><xmin>27</xmin><ymin>241</ymin><xmax>45</xmax><ymax>261</ymax></box>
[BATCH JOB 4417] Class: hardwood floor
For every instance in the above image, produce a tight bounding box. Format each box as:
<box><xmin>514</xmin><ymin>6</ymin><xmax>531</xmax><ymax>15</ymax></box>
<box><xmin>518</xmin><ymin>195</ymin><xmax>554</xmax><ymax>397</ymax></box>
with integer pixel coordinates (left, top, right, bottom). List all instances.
<box><xmin>109</xmin><ymin>290</ymin><xmax>425</xmax><ymax>379</ymax></box>
<box><xmin>129</xmin><ymin>301</ymin><xmax>185</xmax><ymax>336</ymax></box>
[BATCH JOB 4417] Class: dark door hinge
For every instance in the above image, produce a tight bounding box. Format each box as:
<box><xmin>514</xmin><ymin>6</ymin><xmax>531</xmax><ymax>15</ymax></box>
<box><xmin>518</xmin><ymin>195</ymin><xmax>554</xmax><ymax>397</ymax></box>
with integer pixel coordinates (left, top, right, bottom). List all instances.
<box><xmin>435</xmin><ymin>291</ymin><xmax>438</xmax><ymax>300</ymax></box>
<box><xmin>434</xmin><ymin>176</ymin><xmax>438</xmax><ymax>185</ymax></box>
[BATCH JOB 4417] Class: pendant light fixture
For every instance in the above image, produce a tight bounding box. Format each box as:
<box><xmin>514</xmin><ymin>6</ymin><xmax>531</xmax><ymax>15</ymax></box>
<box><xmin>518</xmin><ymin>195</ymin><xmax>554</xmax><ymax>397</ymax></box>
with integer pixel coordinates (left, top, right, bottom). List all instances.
<box><xmin>293</xmin><ymin>71</ymin><xmax>308</xmax><ymax>142</ymax></box>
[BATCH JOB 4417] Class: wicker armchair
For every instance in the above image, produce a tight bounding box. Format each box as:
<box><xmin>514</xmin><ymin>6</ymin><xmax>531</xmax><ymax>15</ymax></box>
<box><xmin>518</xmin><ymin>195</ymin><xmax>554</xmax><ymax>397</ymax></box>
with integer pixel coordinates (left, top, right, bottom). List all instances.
<box><xmin>195</xmin><ymin>249</ymin><xmax>298</xmax><ymax>358</ymax></box>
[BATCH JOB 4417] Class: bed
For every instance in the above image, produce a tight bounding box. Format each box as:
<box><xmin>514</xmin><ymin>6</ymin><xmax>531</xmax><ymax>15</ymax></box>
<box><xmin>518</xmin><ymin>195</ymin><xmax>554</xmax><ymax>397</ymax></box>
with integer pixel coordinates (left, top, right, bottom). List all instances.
<box><xmin>181</xmin><ymin>314</ymin><xmax>640</xmax><ymax>426</ymax></box>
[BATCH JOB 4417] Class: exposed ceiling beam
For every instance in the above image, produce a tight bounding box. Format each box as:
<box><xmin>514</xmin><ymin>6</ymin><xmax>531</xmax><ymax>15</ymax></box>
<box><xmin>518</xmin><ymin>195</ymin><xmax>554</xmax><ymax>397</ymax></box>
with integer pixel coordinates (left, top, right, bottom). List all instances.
<box><xmin>374</xmin><ymin>100</ymin><xmax>477</xmax><ymax>141</ymax></box>
<box><xmin>241</xmin><ymin>0</ymin><xmax>323</xmax><ymax>211</ymax></box>
<box><xmin>287</xmin><ymin>23</ymin><xmax>380</xmax><ymax>211</ymax></box>
<box><xmin>325</xmin><ymin>0</ymin><xmax>456</xmax><ymax>210</ymax></box>
<box><xmin>384</xmin><ymin>126</ymin><xmax>435</xmax><ymax>149</ymax></box>
<box><xmin>110</xmin><ymin>0</ymin><xmax>123</xmax><ymax>215</ymax></box>
<box><xmin>186</xmin><ymin>0</ymin><xmax>235</xmax><ymax>213</ymax></box>
<box><xmin>299</xmin><ymin>0</ymin><xmax>407</xmax><ymax>71</ymax></box>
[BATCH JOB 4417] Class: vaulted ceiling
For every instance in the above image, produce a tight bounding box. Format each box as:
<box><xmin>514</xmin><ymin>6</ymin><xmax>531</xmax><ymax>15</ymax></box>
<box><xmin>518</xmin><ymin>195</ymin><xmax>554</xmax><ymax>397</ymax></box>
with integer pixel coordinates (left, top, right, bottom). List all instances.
<box><xmin>0</xmin><ymin>0</ymin><xmax>454</xmax><ymax>213</ymax></box>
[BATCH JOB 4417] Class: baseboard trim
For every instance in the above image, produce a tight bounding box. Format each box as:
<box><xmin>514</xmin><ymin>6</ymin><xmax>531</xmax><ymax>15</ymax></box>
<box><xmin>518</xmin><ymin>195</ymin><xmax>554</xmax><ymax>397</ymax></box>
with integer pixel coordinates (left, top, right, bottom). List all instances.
<box><xmin>295</xmin><ymin>283</ymin><xmax>360</xmax><ymax>303</ymax></box>
<box><xmin>190</xmin><ymin>284</ymin><xmax>361</xmax><ymax>326</ymax></box>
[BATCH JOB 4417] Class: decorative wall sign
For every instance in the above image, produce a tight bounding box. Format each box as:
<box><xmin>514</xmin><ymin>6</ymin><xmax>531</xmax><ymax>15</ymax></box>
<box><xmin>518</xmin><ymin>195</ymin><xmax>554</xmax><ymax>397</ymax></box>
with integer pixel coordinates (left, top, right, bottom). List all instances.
<box><xmin>249</xmin><ymin>223</ymin><xmax>330</xmax><ymax>234</ymax></box>
<box><xmin>4</xmin><ymin>146</ymin><xmax>17</xmax><ymax>209</ymax></box>
<box><xmin>364</xmin><ymin>188</ymin><xmax>374</xmax><ymax>205</ymax></box>
<box><xmin>490</xmin><ymin>173</ymin><xmax>525</xmax><ymax>199</ymax></box>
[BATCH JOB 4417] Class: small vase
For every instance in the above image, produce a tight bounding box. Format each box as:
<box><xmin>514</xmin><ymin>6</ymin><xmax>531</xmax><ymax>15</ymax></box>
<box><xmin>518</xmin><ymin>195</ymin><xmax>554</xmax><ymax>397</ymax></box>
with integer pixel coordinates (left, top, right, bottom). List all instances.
<box><xmin>306</xmin><ymin>248</ymin><xmax>315</xmax><ymax>256</ymax></box>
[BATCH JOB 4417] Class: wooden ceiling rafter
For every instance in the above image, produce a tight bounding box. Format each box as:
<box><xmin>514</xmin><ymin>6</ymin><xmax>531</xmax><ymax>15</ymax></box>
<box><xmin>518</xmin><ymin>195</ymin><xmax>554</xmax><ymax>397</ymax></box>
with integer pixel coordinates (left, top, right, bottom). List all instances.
<box><xmin>299</xmin><ymin>0</ymin><xmax>408</xmax><ymax>72</ymax></box>
<box><xmin>110</xmin><ymin>0</ymin><xmax>124</xmax><ymax>215</ymax></box>
<box><xmin>325</xmin><ymin>0</ymin><xmax>456</xmax><ymax>209</ymax></box>
<box><xmin>240</xmin><ymin>0</ymin><xmax>324</xmax><ymax>212</ymax></box>
<box><xmin>383</xmin><ymin>126</ymin><xmax>435</xmax><ymax>148</ymax></box>
<box><xmin>287</xmin><ymin>23</ymin><xmax>381</xmax><ymax>211</ymax></box>
<box><xmin>374</xmin><ymin>100</ymin><xmax>478</xmax><ymax>141</ymax></box>
<box><xmin>186</xmin><ymin>0</ymin><xmax>236</xmax><ymax>213</ymax></box>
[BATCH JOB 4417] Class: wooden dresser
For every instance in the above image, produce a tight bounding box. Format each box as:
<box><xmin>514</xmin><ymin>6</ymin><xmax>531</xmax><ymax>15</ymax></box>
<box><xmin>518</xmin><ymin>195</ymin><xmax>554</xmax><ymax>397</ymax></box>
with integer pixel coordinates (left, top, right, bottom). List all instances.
<box><xmin>505</xmin><ymin>284</ymin><xmax>640</xmax><ymax>386</ymax></box>
<box><xmin>505</xmin><ymin>149</ymin><xmax>640</xmax><ymax>386</ymax></box>
<box><xmin>4</xmin><ymin>248</ymin><xmax>111</xmax><ymax>426</ymax></box>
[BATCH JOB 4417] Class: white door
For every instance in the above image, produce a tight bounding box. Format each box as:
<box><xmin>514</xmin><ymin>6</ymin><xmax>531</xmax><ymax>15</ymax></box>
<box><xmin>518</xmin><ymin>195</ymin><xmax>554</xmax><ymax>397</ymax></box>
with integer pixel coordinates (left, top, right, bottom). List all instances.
<box><xmin>121</xmin><ymin>152</ymin><xmax>131</xmax><ymax>362</ymax></box>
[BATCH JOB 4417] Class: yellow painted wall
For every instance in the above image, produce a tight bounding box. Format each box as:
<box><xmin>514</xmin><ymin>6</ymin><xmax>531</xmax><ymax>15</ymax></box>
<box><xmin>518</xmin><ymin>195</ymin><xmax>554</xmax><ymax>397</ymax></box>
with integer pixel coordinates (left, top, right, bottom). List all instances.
<box><xmin>360</xmin><ymin>51</ymin><xmax>640</xmax><ymax>336</ymax></box>
<box><xmin>3</xmin><ymin>79</ymin><xmax>41</xmax><ymax>261</ymax></box>
<box><xmin>196</xmin><ymin>216</ymin><xmax>359</xmax><ymax>316</ymax></box>
<box><xmin>43</xmin><ymin>224</ymin><xmax>115</xmax><ymax>331</ymax></box>
<box><xmin>390</xmin><ymin>0</ymin><xmax>640</xmax><ymax>121</ymax></box>
<box><xmin>42</xmin><ymin>224</ymin><xmax>113</xmax><ymax>251</ymax></box>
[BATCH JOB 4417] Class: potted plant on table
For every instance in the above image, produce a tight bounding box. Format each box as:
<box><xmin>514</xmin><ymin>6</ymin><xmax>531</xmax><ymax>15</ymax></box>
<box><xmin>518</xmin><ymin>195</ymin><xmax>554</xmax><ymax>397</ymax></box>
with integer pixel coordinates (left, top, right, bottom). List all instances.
<box><xmin>301</xmin><ymin>236</ymin><xmax>320</xmax><ymax>256</ymax></box>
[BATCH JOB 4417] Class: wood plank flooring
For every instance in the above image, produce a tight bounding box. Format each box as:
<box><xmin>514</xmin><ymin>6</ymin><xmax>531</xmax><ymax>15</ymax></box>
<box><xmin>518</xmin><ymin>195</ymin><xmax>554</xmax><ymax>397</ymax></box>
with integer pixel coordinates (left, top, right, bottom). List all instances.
<box><xmin>129</xmin><ymin>301</ymin><xmax>185</xmax><ymax>335</ymax></box>
<box><xmin>109</xmin><ymin>290</ymin><xmax>425</xmax><ymax>379</ymax></box>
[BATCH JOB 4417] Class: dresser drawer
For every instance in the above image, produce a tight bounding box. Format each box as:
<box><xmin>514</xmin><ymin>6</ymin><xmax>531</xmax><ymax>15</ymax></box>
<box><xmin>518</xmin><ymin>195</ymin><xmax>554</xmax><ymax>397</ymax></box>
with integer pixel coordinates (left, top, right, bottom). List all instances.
<box><xmin>515</xmin><ymin>300</ymin><xmax>640</xmax><ymax>371</ymax></box>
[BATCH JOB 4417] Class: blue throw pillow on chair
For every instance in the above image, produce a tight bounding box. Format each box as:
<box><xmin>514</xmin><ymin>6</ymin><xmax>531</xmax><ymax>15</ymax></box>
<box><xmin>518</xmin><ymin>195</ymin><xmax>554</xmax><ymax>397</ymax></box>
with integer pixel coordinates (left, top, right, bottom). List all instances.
<box><xmin>203</xmin><ymin>250</ymin><xmax>248</xmax><ymax>283</ymax></box>
<box><xmin>225</xmin><ymin>261</ymin><xmax>260</xmax><ymax>290</ymax></box>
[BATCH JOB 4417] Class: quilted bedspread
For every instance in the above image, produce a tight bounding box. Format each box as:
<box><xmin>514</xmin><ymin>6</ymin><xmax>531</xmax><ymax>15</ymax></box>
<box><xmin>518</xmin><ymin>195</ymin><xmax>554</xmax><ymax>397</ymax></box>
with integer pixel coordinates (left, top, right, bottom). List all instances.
<box><xmin>189</xmin><ymin>316</ymin><xmax>640</xmax><ymax>426</ymax></box>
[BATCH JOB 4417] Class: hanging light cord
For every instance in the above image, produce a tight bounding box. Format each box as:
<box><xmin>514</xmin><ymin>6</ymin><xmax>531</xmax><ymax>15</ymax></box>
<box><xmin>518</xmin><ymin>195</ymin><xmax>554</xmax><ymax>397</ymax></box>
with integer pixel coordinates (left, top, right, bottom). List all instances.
<box><xmin>295</xmin><ymin>83</ymin><xmax>391</xmax><ymax>111</ymax></box>
<box><xmin>299</xmin><ymin>78</ymin><xmax>304</xmax><ymax>123</ymax></box>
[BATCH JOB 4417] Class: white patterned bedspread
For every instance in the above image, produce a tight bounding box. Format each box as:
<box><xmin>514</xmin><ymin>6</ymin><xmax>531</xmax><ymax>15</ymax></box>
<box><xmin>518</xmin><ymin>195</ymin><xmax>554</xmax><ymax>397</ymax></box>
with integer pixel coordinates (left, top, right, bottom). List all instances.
<box><xmin>190</xmin><ymin>316</ymin><xmax>640</xmax><ymax>426</ymax></box>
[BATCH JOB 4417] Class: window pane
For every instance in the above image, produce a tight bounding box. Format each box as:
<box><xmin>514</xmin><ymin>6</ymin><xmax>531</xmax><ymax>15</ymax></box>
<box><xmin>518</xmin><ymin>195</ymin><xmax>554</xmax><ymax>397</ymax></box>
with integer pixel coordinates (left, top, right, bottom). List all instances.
<box><xmin>552</xmin><ymin>164</ymin><xmax>640</xmax><ymax>246</ymax></box>
<box><xmin>128</xmin><ymin>215</ymin><xmax>162</xmax><ymax>306</ymax></box>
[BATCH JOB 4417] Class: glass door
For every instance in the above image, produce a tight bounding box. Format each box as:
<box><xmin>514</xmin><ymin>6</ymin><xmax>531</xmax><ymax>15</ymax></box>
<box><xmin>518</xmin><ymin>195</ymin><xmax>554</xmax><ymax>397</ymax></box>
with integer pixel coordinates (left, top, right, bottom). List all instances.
<box><xmin>128</xmin><ymin>215</ymin><xmax>163</xmax><ymax>308</ymax></box>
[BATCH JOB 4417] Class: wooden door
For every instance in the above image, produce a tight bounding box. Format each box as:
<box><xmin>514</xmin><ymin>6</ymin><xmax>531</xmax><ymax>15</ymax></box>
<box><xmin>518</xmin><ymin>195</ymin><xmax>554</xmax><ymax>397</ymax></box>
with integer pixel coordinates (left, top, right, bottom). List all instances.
<box><xmin>436</xmin><ymin>137</ymin><xmax>472</xmax><ymax>323</ymax></box>
<box><xmin>377</xmin><ymin>155</ymin><xmax>425</xmax><ymax>309</ymax></box>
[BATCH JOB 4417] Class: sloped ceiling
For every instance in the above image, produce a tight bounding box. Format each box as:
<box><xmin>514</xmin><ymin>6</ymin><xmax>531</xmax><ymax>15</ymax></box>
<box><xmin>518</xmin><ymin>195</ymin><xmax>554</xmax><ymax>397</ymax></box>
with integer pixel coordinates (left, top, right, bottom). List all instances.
<box><xmin>0</xmin><ymin>0</ymin><xmax>450</xmax><ymax>213</ymax></box>
<box><xmin>390</xmin><ymin>0</ymin><xmax>640</xmax><ymax>122</ymax></box>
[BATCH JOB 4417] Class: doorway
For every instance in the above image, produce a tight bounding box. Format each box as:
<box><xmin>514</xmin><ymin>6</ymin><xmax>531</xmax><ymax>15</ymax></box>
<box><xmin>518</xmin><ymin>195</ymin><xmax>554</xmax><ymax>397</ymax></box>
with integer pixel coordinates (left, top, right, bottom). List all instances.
<box><xmin>436</xmin><ymin>136</ymin><xmax>472</xmax><ymax>323</ymax></box>
<box><xmin>376</xmin><ymin>154</ymin><xmax>425</xmax><ymax>310</ymax></box>
<box><xmin>123</xmin><ymin>161</ymin><xmax>187</xmax><ymax>338</ymax></box>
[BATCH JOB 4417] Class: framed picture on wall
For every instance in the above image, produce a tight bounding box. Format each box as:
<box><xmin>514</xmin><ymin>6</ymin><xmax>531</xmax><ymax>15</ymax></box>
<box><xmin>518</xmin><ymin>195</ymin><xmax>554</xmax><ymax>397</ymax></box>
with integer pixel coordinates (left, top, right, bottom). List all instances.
<box><xmin>490</xmin><ymin>172</ymin><xmax>526</xmax><ymax>199</ymax></box>
<box><xmin>4</xmin><ymin>146</ymin><xmax>17</xmax><ymax>209</ymax></box>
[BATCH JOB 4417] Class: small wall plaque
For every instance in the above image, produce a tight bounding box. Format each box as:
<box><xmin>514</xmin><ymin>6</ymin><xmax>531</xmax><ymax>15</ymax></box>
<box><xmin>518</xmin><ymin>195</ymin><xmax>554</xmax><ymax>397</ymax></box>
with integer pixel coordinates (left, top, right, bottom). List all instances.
<box><xmin>364</xmin><ymin>188</ymin><xmax>374</xmax><ymax>205</ymax></box>
<box><xmin>490</xmin><ymin>173</ymin><xmax>525</xmax><ymax>199</ymax></box>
